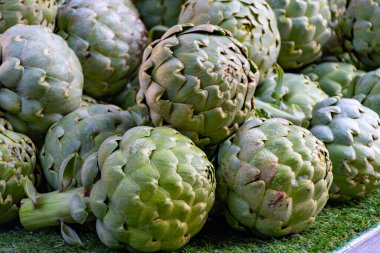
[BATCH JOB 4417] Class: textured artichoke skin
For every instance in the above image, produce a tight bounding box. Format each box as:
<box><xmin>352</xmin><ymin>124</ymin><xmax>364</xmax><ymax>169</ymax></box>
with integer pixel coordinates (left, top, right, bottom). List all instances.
<box><xmin>179</xmin><ymin>0</ymin><xmax>281</xmax><ymax>79</ymax></box>
<box><xmin>91</xmin><ymin>126</ymin><xmax>216</xmax><ymax>251</ymax></box>
<box><xmin>266</xmin><ymin>0</ymin><xmax>332</xmax><ymax>69</ymax></box>
<box><xmin>110</xmin><ymin>75</ymin><xmax>139</xmax><ymax>110</ymax></box>
<box><xmin>57</xmin><ymin>0</ymin><xmax>148</xmax><ymax>99</ymax></box>
<box><xmin>134</xmin><ymin>0</ymin><xmax>187</xmax><ymax>29</ymax></box>
<box><xmin>303</xmin><ymin>62</ymin><xmax>363</xmax><ymax>97</ymax></box>
<box><xmin>0</xmin><ymin>25</ymin><xmax>83</xmax><ymax>145</ymax></box>
<box><xmin>137</xmin><ymin>24</ymin><xmax>259</xmax><ymax>150</ymax></box>
<box><xmin>339</xmin><ymin>0</ymin><xmax>380</xmax><ymax>69</ymax></box>
<box><xmin>217</xmin><ymin>118</ymin><xmax>333</xmax><ymax>237</ymax></box>
<box><xmin>255</xmin><ymin>74</ymin><xmax>328</xmax><ymax>127</ymax></box>
<box><xmin>0</xmin><ymin>0</ymin><xmax>58</xmax><ymax>33</ymax></box>
<box><xmin>346</xmin><ymin>69</ymin><xmax>380</xmax><ymax>115</ymax></box>
<box><xmin>0</xmin><ymin>126</ymin><xmax>36</xmax><ymax>224</ymax></box>
<box><xmin>40</xmin><ymin>104</ymin><xmax>150</xmax><ymax>190</ymax></box>
<box><xmin>310</xmin><ymin>97</ymin><xmax>380</xmax><ymax>201</ymax></box>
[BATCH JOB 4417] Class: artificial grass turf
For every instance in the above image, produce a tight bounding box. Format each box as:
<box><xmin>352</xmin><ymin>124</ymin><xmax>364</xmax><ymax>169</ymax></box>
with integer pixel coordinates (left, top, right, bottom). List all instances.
<box><xmin>1</xmin><ymin>189</ymin><xmax>380</xmax><ymax>253</ymax></box>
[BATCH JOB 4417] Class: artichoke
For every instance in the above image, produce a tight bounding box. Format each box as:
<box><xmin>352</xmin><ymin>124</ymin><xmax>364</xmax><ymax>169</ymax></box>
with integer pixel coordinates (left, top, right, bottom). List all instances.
<box><xmin>40</xmin><ymin>104</ymin><xmax>149</xmax><ymax>190</ymax></box>
<box><xmin>0</xmin><ymin>0</ymin><xmax>58</xmax><ymax>33</ymax></box>
<box><xmin>266</xmin><ymin>0</ymin><xmax>332</xmax><ymax>69</ymax></box>
<box><xmin>110</xmin><ymin>75</ymin><xmax>140</xmax><ymax>110</ymax></box>
<box><xmin>0</xmin><ymin>125</ymin><xmax>37</xmax><ymax>224</ymax></box>
<box><xmin>255</xmin><ymin>72</ymin><xmax>328</xmax><ymax>128</ymax></box>
<box><xmin>346</xmin><ymin>69</ymin><xmax>380</xmax><ymax>115</ymax></box>
<box><xmin>339</xmin><ymin>0</ymin><xmax>380</xmax><ymax>69</ymax></box>
<box><xmin>302</xmin><ymin>62</ymin><xmax>363</xmax><ymax>97</ymax></box>
<box><xmin>21</xmin><ymin>126</ymin><xmax>216</xmax><ymax>252</ymax></box>
<box><xmin>310</xmin><ymin>97</ymin><xmax>380</xmax><ymax>201</ymax></box>
<box><xmin>178</xmin><ymin>0</ymin><xmax>281</xmax><ymax>78</ymax></box>
<box><xmin>0</xmin><ymin>25</ymin><xmax>83</xmax><ymax>145</ymax></box>
<box><xmin>57</xmin><ymin>0</ymin><xmax>148</xmax><ymax>99</ymax></box>
<box><xmin>134</xmin><ymin>0</ymin><xmax>187</xmax><ymax>30</ymax></box>
<box><xmin>217</xmin><ymin>118</ymin><xmax>333</xmax><ymax>237</ymax></box>
<box><xmin>137</xmin><ymin>24</ymin><xmax>259</xmax><ymax>151</ymax></box>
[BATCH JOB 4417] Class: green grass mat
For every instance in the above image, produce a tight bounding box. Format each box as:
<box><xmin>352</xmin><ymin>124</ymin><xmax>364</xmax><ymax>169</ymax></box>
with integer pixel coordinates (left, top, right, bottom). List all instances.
<box><xmin>1</xmin><ymin>189</ymin><xmax>380</xmax><ymax>253</ymax></box>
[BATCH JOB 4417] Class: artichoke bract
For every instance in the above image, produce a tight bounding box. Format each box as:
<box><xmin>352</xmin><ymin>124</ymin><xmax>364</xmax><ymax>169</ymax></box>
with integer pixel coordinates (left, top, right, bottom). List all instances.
<box><xmin>303</xmin><ymin>62</ymin><xmax>363</xmax><ymax>97</ymax></box>
<box><xmin>310</xmin><ymin>97</ymin><xmax>380</xmax><ymax>201</ymax></box>
<box><xmin>339</xmin><ymin>0</ymin><xmax>380</xmax><ymax>69</ymax></box>
<box><xmin>255</xmin><ymin>73</ymin><xmax>328</xmax><ymax>128</ymax></box>
<box><xmin>0</xmin><ymin>0</ymin><xmax>58</xmax><ymax>33</ymax></box>
<box><xmin>40</xmin><ymin>104</ymin><xmax>150</xmax><ymax>190</ymax></box>
<box><xmin>217</xmin><ymin>118</ymin><xmax>333</xmax><ymax>237</ymax></box>
<box><xmin>137</xmin><ymin>24</ymin><xmax>259</xmax><ymax>151</ymax></box>
<box><xmin>178</xmin><ymin>0</ymin><xmax>281</xmax><ymax>78</ymax></box>
<box><xmin>346</xmin><ymin>69</ymin><xmax>380</xmax><ymax>116</ymax></box>
<box><xmin>266</xmin><ymin>0</ymin><xmax>332</xmax><ymax>69</ymax></box>
<box><xmin>0</xmin><ymin>125</ymin><xmax>37</xmax><ymax>224</ymax></box>
<box><xmin>21</xmin><ymin>126</ymin><xmax>216</xmax><ymax>252</ymax></box>
<box><xmin>57</xmin><ymin>0</ymin><xmax>148</xmax><ymax>99</ymax></box>
<box><xmin>110</xmin><ymin>75</ymin><xmax>139</xmax><ymax>110</ymax></box>
<box><xmin>134</xmin><ymin>0</ymin><xmax>187</xmax><ymax>30</ymax></box>
<box><xmin>0</xmin><ymin>25</ymin><xmax>83</xmax><ymax>145</ymax></box>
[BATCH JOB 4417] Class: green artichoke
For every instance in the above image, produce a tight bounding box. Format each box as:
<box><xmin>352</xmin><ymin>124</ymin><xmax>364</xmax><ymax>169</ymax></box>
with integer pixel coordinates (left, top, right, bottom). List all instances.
<box><xmin>339</xmin><ymin>0</ymin><xmax>380</xmax><ymax>69</ymax></box>
<box><xmin>178</xmin><ymin>0</ymin><xmax>281</xmax><ymax>78</ymax></box>
<box><xmin>137</xmin><ymin>24</ymin><xmax>259</xmax><ymax>150</ymax></box>
<box><xmin>21</xmin><ymin>126</ymin><xmax>216</xmax><ymax>252</ymax></box>
<box><xmin>328</xmin><ymin>0</ymin><xmax>347</xmax><ymax>28</ymax></box>
<box><xmin>266</xmin><ymin>0</ymin><xmax>332</xmax><ymax>69</ymax></box>
<box><xmin>302</xmin><ymin>62</ymin><xmax>363</xmax><ymax>97</ymax></box>
<box><xmin>134</xmin><ymin>0</ymin><xmax>187</xmax><ymax>30</ymax></box>
<box><xmin>310</xmin><ymin>97</ymin><xmax>380</xmax><ymax>201</ymax></box>
<box><xmin>346</xmin><ymin>69</ymin><xmax>380</xmax><ymax>115</ymax></box>
<box><xmin>217</xmin><ymin>118</ymin><xmax>333</xmax><ymax>237</ymax></box>
<box><xmin>0</xmin><ymin>25</ymin><xmax>83</xmax><ymax>145</ymax></box>
<box><xmin>0</xmin><ymin>0</ymin><xmax>58</xmax><ymax>33</ymax></box>
<box><xmin>255</xmin><ymin>72</ymin><xmax>328</xmax><ymax>128</ymax></box>
<box><xmin>40</xmin><ymin>104</ymin><xmax>149</xmax><ymax>190</ymax></box>
<box><xmin>110</xmin><ymin>75</ymin><xmax>140</xmax><ymax>110</ymax></box>
<box><xmin>57</xmin><ymin>0</ymin><xmax>148</xmax><ymax>99</ymax></box>
<box><xmin>0</xmin><ymin>125</ymin><xmax>37</xmax><ymax>224</ymax></box>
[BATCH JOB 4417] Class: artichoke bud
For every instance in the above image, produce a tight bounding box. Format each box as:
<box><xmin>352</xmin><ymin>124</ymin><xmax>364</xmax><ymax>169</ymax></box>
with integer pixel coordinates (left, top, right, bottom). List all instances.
<box><xmin>0</xmin><ymin>89</ymin><xmax>21</xmax><ymax>113</ymax></box>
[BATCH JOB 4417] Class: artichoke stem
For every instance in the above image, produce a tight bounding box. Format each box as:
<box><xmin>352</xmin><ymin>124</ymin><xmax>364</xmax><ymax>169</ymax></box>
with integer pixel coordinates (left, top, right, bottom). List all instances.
<box><xmin>255</xmin><ymin>99</ymin><xmax>303</xmax><ymax>126</ymax></box>
<box><xmin>273</xmin><ymin>65</ymin><xmax>285</xmax><ymax>100</ymax></box>
<box><xmin>20</xmin><ymin>187</ymin><xmax>90</xmax><ymax>230</ymax></box>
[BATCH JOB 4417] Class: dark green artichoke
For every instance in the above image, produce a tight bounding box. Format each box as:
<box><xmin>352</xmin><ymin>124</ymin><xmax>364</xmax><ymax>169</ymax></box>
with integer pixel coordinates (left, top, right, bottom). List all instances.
<box><xmin>134</xmin><ymin>0</ymin><xmax>187</xmax><ymax>30</ymax></box>
<box><xmin>40</xmin><ymin>104</ymin><xmax>149</xmax><ymax>190</ymax></box>
<box><xmin>57</xmin><ymin>0</ymin><xmax>148</xmax><ymax>99</ymax></box>
<box><xmin>217</xmin><ymin>118</ymin><xmax>333</xmax><ymax>237</ymax></box>
<box><xmin>110</xmin><ymin>76</ymin><xmax>139</xmax><ymax>110</ymax></box>
<box><xmin>0</xmin><ymin>0</ymin><xmax>58</xmax><ymax>33</ymax></box>
<box><xmin>346</xmin><ymin>69</ymin><xmax>380</xmax><ymax>115</ymax></box>
<box><xmin>339</xmin><ymin>0</ymin><xmax>380</xmax><ymax>69</ymax></box>
<box><xmin>303</xmin><ymin>62</ymin><xmax>363</xmax><ymax>97</ymax></box>
<box><xmin>255</xmin><ymin>72</ymin><xmax>328</xmax><ymax>128</ymax></box>
<box><xmin>178</xmin><ymin>0</ymin><xmax>281</xmax><ymax>78</ymax></box>
<box><xmin>21</xmin><ymin>126</ymin><xmax>216</xmax><ymax>252</ymax></box>
<box><xmin>137</xmin><ymin>24</ymin><xmax>259</xmax><ymax>150</ymax></box>
<box><xmin>310</xmin><ymin>97</ymin><xmax>380</xmax><ymax>201</ymax></box>
<box><xmin>266</xmin><ymin>0</ymin><xmax>332</xmax><ymax>69</ymax></box>
<box><xmin>0</xmin><ymin>125</ymin><xmax>37</xmax><ymax>224</ymax></box>
<box><xmin>0</xmin><ymin>25</ymin><xmax>83</xmax><ymax>145</ymax></box>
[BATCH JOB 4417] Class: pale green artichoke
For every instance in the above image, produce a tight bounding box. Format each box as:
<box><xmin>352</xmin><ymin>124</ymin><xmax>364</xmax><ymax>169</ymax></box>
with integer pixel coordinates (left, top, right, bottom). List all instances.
<box><xmin>0</xmin><ymin>25</ymin><xmax>83</xmax><ymax>145</ymax></box>
<box><xmin>339</xmin><ymin>0</ymin><xmax>380</xmax><ymax>69</ymax></box>
<box><xmin>310</xmin><ymin>97</ymin><xmax>380</xmax><ymax>201</ymax></box>
<box><xmin>255</xmin><ymin>72</ymin><xmax>328</xmax><ymax>128</ymax></box>
<box><xmin>137</xmin><ymin>24</ymin><xmax>259</xmax><ymax>150</ymax></box>
<box><xmin>346</xmin><ymin>69</ymin><xmax>380</xmax><ymax>115</ymax></box>
<box><xmin>57</xmin><ymin>0</ymin><xmax>148</xmax><ymax>99</ymax></box>
<box><xmin>178</xmin><ymin>0</ymin><xmax>281</xmax><ymax>78</ymax></box>
<box><xmin>0</xmin><ymin>0</ymin><xmax>58</xmax><ymax>33</ymax></box>
<box><xmin>134</xmin><ymin>0</ymin><xmax>187</xmax><ymax>29</ymax></box>
<box><xmin>217</xmin><ymin>118</ymin><xmax>333</xmax><ymax>237</ymax></box>
<box><xmin>303</xmin><ymin>62</ymin><xmax>363</xmax><ymax>97</ymax></box>
<box><xmin>0</xmin><ymin>125</ymin><xmax>37</xmax><ymax>224</ymax></box>
<box><xmin>266</xmin><ymin>0</ymin><xmax>332</xmax><ymax>69</ymax></box>
<box><xmin>329</xmin><ymin>0</ymin><xmax>347</xmax><ymax>28</ymax></box>
<box><xmin>21</xmin><ymin>126</ymin><xmax>216</xmax><ymax>252</ymax></box>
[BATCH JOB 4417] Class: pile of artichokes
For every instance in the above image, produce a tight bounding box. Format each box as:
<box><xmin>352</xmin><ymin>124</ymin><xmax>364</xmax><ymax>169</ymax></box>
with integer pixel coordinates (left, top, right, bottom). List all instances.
<box><xmin>0</xmin><ymin>0</ymin><xmax>377</xmax><ymax>252</ymax></box>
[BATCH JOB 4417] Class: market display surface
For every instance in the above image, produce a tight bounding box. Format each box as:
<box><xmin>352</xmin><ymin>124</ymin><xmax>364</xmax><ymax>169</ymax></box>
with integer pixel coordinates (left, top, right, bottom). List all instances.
<box><xmin>0</xmin><ymin>0</ymin><xmax>379</xmax><ymax>252</ymax></box>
